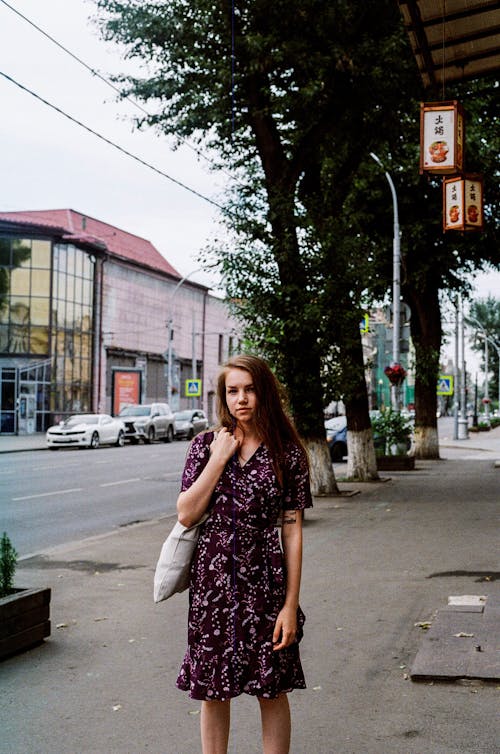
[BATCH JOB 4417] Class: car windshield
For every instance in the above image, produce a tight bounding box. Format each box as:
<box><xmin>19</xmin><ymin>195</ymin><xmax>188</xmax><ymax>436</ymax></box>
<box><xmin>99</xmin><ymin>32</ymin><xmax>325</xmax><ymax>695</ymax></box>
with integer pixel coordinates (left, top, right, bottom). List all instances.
<box><xmin>175</xmin><ymin>411</ymin><xmax>192</xmax><ymax>420</ymax></box>
<box><xmin>64</xmin><ymin>415</ymin><xmax>99</xmax><ymax>426</ymax></box>
<box><xmin>119</xmin><ymin>406</ymin><xmax>150</xmax><ymax>417</ymax></box>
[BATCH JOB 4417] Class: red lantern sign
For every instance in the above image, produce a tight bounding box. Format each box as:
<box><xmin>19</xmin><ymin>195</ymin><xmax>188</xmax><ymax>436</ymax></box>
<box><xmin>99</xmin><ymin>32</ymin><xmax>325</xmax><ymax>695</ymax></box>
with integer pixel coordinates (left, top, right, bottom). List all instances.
<box><xmin>420</xmin><ymin>101</ymin><xmax>464</xmax><ymax>175</ymax></box>
<box><xmin>443</xmin><ymin>174</ymin><xmax>484</xmax><ymax>232</ymax></box>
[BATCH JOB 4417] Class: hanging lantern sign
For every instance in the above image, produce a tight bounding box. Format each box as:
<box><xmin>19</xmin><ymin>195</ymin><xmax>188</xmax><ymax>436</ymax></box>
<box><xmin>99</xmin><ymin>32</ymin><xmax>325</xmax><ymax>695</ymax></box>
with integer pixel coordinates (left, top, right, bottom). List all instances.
<box><xmin>420</xmin><ymin>101</ymin><xmax>464</xmax><ymax>174</ymax></box>
<box><xmin>443</xmin><ymin>174</ymin><xmax>484</xmax><ymax>232</ymax></box>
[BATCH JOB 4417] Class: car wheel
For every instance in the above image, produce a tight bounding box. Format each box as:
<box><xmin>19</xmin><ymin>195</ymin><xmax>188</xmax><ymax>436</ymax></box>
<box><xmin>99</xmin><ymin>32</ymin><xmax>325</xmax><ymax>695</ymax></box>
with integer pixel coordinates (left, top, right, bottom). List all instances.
<box><xmin>146</xmin><ymin>426</ymin><xmax>155</xmax><ymax>443</ymax></box>
<box><xmin>90</xmin><ymin>432</ymin><xmax>99</xmax><ymax>449</ymax></box>
<box><xmin>115</xmin><ymin>430</ymin><xmax>125</xmax><ymax>447</ymax></box>
<box><xmin>331</xmin><ymin>442</ymin><xmax>346</xmax><ymax>462</ymax></box>
<box><xmin>187</xmin><ymin>428</ymin><xmax>194</xmax><ymax>440</ymax></box>
<box><xmin>166</xmin><ymin>425</ymin><xmax>174</xmax><ymax>443</ymax></box>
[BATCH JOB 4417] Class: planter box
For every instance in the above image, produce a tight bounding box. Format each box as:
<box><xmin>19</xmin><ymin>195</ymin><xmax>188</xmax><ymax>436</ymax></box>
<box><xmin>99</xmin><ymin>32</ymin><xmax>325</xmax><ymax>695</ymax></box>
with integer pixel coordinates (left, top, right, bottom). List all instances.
<box><xmin>376</xmin><ymin>455</ymin><xmax>415</xmax><ymax>471</ymax></box>
<box><xmin>0</xmin><ymin>587</ymin><xmax>51</xmax><ymax>661</ymax></box>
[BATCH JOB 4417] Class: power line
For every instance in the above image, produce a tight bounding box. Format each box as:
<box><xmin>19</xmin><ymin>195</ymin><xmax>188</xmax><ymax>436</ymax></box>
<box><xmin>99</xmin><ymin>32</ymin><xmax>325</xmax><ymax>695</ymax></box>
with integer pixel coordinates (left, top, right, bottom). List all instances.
<box><xmin>0</xmin><ymin>0</ymin><xmax>238</xmax><ymax>183</ymax></box>
<box><xmin>0</xmin><ymin>69</ymin><xmax>233</xmax><ymax>215</ymax></box>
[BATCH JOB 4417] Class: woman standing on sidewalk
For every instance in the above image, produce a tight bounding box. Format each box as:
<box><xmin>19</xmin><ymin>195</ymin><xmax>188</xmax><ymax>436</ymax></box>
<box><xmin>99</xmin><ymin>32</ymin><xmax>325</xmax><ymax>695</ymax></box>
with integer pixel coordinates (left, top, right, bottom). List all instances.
<box><xmin>176</xmin><ymin>354</ymin><xmax>312</xmax><ymax>754</ymax></box>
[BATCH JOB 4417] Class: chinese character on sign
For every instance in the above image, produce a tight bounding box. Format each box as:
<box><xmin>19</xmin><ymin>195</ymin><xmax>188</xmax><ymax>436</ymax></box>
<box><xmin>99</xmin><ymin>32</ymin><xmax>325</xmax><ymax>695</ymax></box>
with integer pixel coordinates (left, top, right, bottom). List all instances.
<box><xmin>443</xmin><ymin>175</ymin><xmax>483</xmax><ymax>232</ymax></box>
<box><xmin>420</xmin><ymin>101</ymin><xmax>464</xmax><ymax>174</ymax></box>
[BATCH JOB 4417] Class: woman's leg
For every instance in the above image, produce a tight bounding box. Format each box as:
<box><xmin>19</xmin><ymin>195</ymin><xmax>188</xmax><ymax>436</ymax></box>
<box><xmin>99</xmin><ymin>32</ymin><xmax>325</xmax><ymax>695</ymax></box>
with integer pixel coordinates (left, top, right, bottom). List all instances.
<box><xmin>258</xmin><ymin>694</ymin><xmax>291</xmax><ymax>754</ymax></box>
<box><xmin>200</xmin><ymin>699</ymin><xmax>231</xmax><ymax>754</ymax></box>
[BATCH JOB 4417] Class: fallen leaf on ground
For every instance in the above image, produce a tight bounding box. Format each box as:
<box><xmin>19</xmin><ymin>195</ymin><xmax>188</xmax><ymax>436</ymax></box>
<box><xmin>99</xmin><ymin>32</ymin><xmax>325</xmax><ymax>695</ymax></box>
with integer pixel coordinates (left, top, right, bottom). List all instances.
<box><xmin>414</xmin><ymin>621</ymin><xmax>432</xmax><ymax>630</ymax></box>
<box><xmin>453</xmin><ymin>632</ymin><xmax>474</xmax><ymax>638</ymax></box>
<box><xmin>112</xmin><ymin>705</ymin><xmax>122</xmax><ymax>712</ymax></box>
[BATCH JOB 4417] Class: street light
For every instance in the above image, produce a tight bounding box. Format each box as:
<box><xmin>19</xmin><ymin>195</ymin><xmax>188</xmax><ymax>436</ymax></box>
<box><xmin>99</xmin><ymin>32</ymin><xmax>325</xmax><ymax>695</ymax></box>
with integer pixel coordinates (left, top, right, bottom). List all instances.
<box><xmin>370</xmin><ymin>152</ymin><xmax>401</xmax><ymax>411</ymax></box>
<box><xmin>476</xmin><ymin>331</ymin><xmax>500</xmax><ymax>418</ymax></box>
<box><xmin>466</xmin><ymin>315</ymin><xmax>492</xmax><ymax>425</ymax></box>
<box><xmin>166</xmin><ymin>268</ymin><xmax>205</xmax><ymax>407</ymax></box>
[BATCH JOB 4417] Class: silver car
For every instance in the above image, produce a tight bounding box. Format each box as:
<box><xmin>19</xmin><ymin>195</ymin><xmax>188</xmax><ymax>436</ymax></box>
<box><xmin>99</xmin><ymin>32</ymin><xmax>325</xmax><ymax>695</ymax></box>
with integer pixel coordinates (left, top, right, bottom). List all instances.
<box><xmin>174</xmin><ymin>409</ymin><xmax>209</xmax><ymax>440</ymax></box>
<box><xmin>117</xmin><ymin>403</ymin><xmax>175</xmax><ymax>443</ymax></box>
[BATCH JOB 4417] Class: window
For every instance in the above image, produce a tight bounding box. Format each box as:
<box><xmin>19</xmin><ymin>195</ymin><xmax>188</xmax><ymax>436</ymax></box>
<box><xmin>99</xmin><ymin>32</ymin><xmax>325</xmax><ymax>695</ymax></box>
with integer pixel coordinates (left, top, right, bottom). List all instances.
<box><xmin>50</xmin><ymin>243</ymin><xmax>95</xmax><ymax>416</ymax></box>
<box><xmin>0</xmin><ymin>237</ymin><xmax>51</xmax><ymax>355</ymax></box>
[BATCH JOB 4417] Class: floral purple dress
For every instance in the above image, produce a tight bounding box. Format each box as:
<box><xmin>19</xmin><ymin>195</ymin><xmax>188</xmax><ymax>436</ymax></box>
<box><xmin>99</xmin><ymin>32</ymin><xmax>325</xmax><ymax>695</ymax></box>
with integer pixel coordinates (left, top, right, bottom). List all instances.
<box><xmin>176</xmin><ymin>431</ymin><xmax>313</xmax><ymax>701</ymax></box>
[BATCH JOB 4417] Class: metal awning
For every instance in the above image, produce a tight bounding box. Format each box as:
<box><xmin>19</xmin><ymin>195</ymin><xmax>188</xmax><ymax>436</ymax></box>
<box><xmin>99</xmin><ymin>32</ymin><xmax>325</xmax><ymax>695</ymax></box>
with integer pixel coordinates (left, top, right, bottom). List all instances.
<box><xmin>399</xmin><ymin>1</ymin><xmax>500</xmax><ymax>90</ymax></box>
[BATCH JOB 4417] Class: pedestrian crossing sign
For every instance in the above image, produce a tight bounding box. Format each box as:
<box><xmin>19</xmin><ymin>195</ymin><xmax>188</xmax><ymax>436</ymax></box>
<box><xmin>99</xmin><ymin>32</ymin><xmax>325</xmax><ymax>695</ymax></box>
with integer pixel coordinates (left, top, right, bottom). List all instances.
<box><xmin>185</xmin><ymin>379</ymin><xmax>202</xmax><ymax>397</ymax></box>
<box><xmin>437</xmin><ymin>375</ymin><xmax>454</xmax><ymax>396</ymax></box>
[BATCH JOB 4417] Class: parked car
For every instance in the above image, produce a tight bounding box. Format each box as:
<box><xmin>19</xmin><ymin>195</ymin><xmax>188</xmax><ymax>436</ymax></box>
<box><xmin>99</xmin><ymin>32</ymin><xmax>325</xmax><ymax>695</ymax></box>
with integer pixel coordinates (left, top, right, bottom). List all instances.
<box><xmin>46</xmin><ymin>414</ymin><xmax>125</xmax><ymax>450</ymax></box>
<box><xmin>325</xmin><ymin>415</ymin><xmax>347</xmax><ymax>436</ymax></box>
<box><xmin>174</xmin><ymin>409</ymin><xmax>209</xmax><ymax>439</ymax></box>
<box><xmin>327</xmin><ymin>424</ymin><xmax>348</xmax><ymax>462</ymax></box>
<box><xmin>324</xmin><ymin>416</ymin><xmax>348</xmax><ymax>462</ymax></box>
<box><xmin>117</xmin><ymin>403</ymin><xmax>175</xmax><ymax>443</ymax></box>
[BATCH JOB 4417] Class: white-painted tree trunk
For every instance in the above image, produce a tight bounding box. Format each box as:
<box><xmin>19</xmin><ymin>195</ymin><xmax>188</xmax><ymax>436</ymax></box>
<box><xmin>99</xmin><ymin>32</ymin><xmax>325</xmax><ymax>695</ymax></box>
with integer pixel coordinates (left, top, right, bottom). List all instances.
<box><xmin>304</xmin><ymin>438</ymin><xmax>339</xmax><ymax>496</ymax></box>
<box><xmin>346</xmin><ymin>428</ymin><xmax>379</xmax><ymax>481</ymax></box>
<box><xmin>413</xmin><ymin>425</ymin><xmax>440</xmax><ymax>458</ymax></box>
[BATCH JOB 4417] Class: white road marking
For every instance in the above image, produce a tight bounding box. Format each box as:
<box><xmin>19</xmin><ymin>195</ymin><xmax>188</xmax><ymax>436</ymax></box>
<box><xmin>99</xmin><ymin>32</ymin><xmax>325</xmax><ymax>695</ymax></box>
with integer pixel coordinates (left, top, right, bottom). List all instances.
<box><xmin>13</xmin><ymin>487</ymin><xmax>83</xmax><ymax>501</ymax></box>
<box><xmin>100</xmin><ymin>478</ymin><xmax>141</xmax><ymax>487</ymax></box>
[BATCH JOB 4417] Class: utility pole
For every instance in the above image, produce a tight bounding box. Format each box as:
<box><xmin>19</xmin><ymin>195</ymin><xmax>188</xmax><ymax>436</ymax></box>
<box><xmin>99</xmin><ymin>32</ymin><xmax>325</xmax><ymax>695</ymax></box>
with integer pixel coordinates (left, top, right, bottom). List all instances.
<box><xmin>370</xmin><ymin>152</ymin><xmax>401</xmax><ymax>411</ymax></box>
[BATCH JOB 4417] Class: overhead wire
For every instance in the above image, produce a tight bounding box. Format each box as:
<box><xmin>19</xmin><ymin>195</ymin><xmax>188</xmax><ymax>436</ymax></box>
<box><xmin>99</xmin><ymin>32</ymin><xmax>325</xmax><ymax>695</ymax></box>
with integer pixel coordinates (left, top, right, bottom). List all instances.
<box><xmin>0</xmin><ymin>0</ymin><xmax>239</xmax><ymax>184</ymax></box>
<box><xmin>0</xmin><ymin>69</ymin><xmax>237</xmax><ymax>217</ymax></box>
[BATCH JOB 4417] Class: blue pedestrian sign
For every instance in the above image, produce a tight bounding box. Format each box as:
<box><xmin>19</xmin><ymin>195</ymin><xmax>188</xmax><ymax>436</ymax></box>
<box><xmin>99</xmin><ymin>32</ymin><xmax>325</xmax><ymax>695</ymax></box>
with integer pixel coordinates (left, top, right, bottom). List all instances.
<box><xmin>436</xmin><ymin>375</ymin><xmax>454</xmax><ymax>396</ymax></box>
<box><xmin>185</xmin><ymin>379</ymin><xmax>202</xmax><ymax>397</ymax></box>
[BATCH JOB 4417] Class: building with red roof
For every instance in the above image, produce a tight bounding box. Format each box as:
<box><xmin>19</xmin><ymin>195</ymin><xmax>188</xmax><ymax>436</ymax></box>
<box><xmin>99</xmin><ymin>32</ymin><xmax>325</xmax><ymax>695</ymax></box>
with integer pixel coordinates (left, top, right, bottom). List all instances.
<box><xmin>0</xmin><ymin>209</ymin><xmax>240</xmax><ymax>434</ymax></box>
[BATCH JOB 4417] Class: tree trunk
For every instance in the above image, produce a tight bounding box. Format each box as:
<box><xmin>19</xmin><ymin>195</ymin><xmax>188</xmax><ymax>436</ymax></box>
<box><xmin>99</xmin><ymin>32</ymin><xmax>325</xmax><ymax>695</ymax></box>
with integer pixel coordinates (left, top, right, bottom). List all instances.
<box><xmin>405</xmin><ymin>284</ymin><xmax>442</xmax><ymax>459</ymax></box>
<box><xmin>343</xmin><ymin>326</ymin><xmax>380</xmax><ymax>481</ymax></box>
<box><xmin>346</xmin><ymin>427</ymin><xmax>378</xmax><ymax>480</ymax></box>
<box><xmin>304</xmin><ymin>438</ymin><xmax>339</xmax><ymax>496</ymax></box>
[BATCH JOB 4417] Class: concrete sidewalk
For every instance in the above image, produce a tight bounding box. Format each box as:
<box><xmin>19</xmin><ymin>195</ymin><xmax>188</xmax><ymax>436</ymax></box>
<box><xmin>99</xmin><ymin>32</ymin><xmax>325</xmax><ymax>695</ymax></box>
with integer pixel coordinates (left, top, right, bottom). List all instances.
<box><xmin>1</xmin><ymin>446</ymin><xmax>499</xmax><ymax>753</ymax></box>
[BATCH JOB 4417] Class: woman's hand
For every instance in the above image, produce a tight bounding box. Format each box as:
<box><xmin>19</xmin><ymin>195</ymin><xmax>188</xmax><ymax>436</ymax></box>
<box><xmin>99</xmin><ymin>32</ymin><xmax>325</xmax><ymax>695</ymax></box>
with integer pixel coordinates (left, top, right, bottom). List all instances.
<box><xmin>209</xmin><ymin>427</ymin><xmax>240</xmax><ymax>465</ymax></box>
<box><xmin>272</xmin><ymin>605</ymin><xmax>297</xmax><ymax>651</ymax></box>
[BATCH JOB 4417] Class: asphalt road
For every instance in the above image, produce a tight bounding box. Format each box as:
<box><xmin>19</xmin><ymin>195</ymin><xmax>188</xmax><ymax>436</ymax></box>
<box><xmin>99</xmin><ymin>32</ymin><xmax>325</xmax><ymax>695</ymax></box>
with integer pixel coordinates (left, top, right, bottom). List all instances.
<box><xmin>1</xmin><ymin>440</ymin><xmax>190</xmax><ymax>557</ymax></box>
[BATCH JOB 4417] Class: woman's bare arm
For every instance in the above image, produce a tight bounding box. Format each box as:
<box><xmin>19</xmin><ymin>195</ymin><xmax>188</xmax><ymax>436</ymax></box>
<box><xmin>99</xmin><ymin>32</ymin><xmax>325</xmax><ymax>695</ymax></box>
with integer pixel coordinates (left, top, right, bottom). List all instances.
<box><xmin>272</xmin><ymin>509</ymin><xmax>303</xmax><ymax>650</ymax></box>
<box><xmin>176</xmin><ymin>428</ymin><xmax>239</xmax><ymax>527</ymax></box>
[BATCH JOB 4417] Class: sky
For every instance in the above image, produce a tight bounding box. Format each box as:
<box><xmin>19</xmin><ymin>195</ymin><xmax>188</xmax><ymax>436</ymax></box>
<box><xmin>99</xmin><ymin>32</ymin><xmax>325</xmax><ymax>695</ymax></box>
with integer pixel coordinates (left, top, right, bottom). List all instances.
<box><xmin>0</xmin><ymin>0</ymin><xmax>498</xmax><ymax>371</ymax></box>
<box><xmin>0</xmin><ymin>0</ymin><xmax>228</xmax><ymax>290</ymax></box>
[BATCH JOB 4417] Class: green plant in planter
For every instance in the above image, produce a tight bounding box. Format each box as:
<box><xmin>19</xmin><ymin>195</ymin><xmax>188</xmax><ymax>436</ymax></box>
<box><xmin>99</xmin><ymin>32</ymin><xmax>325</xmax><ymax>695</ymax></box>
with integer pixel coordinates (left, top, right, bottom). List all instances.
<box><xmin>0</xmin><ymin>532</ymin><xmax>17</xmax><ymax>598</ymax></box>
<box><xmin>371</xmin><ymin>408</ymin><xmax>412</xmax><ymax>456</ymax></box>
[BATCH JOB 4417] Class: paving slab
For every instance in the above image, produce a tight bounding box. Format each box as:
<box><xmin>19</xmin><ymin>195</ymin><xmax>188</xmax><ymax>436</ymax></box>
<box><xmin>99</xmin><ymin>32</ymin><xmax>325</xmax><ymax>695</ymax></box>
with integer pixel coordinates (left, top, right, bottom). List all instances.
<box><xmin>410</xmin><ymin>596</ymin><xmax>500</xmax><ymax>682</ymax></box>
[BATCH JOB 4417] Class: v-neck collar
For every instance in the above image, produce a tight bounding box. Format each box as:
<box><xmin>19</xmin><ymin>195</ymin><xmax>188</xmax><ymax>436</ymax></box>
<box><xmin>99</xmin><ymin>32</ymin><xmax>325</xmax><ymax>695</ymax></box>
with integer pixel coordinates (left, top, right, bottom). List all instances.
<box><xmin>237</xmin><ymin>442</ymin><xmax>263</xmax><ymax>468</ymax></box>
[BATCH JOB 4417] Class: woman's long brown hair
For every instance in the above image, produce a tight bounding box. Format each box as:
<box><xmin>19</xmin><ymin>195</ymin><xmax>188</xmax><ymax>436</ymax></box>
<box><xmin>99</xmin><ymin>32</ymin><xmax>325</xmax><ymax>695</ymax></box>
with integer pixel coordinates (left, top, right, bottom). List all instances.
<box><xmin>216</xmin><ymin>355</ymin><xmax>308</xmax><ymax>487</ymax></box>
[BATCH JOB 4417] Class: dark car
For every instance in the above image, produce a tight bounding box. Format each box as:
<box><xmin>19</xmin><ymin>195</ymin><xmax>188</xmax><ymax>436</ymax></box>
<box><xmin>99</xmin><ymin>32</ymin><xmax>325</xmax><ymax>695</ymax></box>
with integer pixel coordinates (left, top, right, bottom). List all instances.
<box><xmin>174</xmin><ymin>409</ymin><xmax>209</xmax><ymax>440</ymax></box>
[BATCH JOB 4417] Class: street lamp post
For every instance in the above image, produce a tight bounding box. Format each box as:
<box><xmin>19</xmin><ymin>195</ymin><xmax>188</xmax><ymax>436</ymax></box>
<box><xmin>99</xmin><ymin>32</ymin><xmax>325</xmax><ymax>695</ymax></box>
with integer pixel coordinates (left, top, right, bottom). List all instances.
<box><xmin>467</xmin><ymin>315</ymin><xmax>492</xmax><ymax>425</ymax></box>
<box><xmin>370</xmin><ymin>152</ymin><xmax>401</xmax><ymax>411</ymax></box>
<box><xmin>166</xmin><ymin>268</ymin><xmax>205</xmax><ymax>408</ymax></box>
<box><xmin>457</xmin><ymin>294</ymin><xmax>468</xmax><ymax>440</ymax></box>
<box><xmin>477</xmin><ymin>332</ymin><xmax>500</xmax><ymax>419</ymax></box>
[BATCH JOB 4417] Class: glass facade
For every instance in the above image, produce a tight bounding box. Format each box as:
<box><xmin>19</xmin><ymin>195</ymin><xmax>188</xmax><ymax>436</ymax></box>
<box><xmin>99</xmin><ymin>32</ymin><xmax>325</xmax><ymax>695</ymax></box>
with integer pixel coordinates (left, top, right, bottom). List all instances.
<box><xmin>0</xmin><ymin>236</ymin><xmax>95</xmax><ymax>431</ymax></box>
<box><xmin>0</xmin><ymin>238</ymin><xmax>51</xmax><ymax>354</ymax></box>
<box><xmin>51</xmin><ymin>244</ymin><xmax>94</xmax><ymax>416</ymax></box>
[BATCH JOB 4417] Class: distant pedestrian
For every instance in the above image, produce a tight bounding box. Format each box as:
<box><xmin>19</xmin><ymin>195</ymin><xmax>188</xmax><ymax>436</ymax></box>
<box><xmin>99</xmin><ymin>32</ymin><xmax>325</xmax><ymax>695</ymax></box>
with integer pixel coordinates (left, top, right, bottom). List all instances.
<box><xmin>176</xmin><ymin>354</ymin><xmax>312</xmax><ymax>754</ymax></box>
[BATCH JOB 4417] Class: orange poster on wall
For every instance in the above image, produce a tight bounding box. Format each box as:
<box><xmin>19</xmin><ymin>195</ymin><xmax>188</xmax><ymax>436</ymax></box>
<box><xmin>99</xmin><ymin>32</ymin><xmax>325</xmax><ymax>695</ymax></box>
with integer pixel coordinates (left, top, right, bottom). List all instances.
<box><xmin>113</xmin><ymin>370</ymin><xmax>141</xmax><ymax>414</ymax></box>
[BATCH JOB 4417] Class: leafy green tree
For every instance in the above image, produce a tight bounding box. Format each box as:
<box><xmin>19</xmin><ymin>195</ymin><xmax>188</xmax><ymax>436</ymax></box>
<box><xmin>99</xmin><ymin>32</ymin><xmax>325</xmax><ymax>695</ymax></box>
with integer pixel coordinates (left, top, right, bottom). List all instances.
<box><xmin>96</xmin><ymin>0</ymin><xmax>423</xmax><ymax>484</ymax></box>
<box><xmin>340</xmin><ymin>78</ymin><xmax>500</xmax><ymax>458</ymax></box>
<box><xmin>95</xmin><ymin>0</ymin><xmax>498</xmax><ymax>476</ymax></box>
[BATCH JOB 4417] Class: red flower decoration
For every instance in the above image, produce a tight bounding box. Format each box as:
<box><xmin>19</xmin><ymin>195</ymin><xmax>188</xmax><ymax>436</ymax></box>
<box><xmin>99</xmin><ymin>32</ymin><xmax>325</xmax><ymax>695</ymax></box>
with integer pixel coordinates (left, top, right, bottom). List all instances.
<box><xmin>384</xmin><ymin>363</ymin><xmax>407</xmax><ymax>386</ymax></box>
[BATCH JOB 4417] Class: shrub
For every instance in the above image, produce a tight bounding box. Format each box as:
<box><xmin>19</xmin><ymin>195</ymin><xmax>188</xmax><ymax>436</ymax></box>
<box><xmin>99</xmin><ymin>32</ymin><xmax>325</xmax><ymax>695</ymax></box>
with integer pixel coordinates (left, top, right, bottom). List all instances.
<box><xmin>0</xmin><ymin>532</ymin><xmax>17</xmax><ymax>598</ymax></box>
<box><xmin>371</xmin><ymin>408</ymin><xmax>412</xmax><ymax>454</ymax></box>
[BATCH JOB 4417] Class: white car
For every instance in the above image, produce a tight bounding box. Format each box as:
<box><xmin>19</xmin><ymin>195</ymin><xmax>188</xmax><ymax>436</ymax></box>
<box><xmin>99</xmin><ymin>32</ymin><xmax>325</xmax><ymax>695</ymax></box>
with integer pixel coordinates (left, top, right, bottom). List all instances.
<box><xmin>46</xmin><ymin>414</ymin><xmax>126</xmax><ymax>450</ymax></box>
